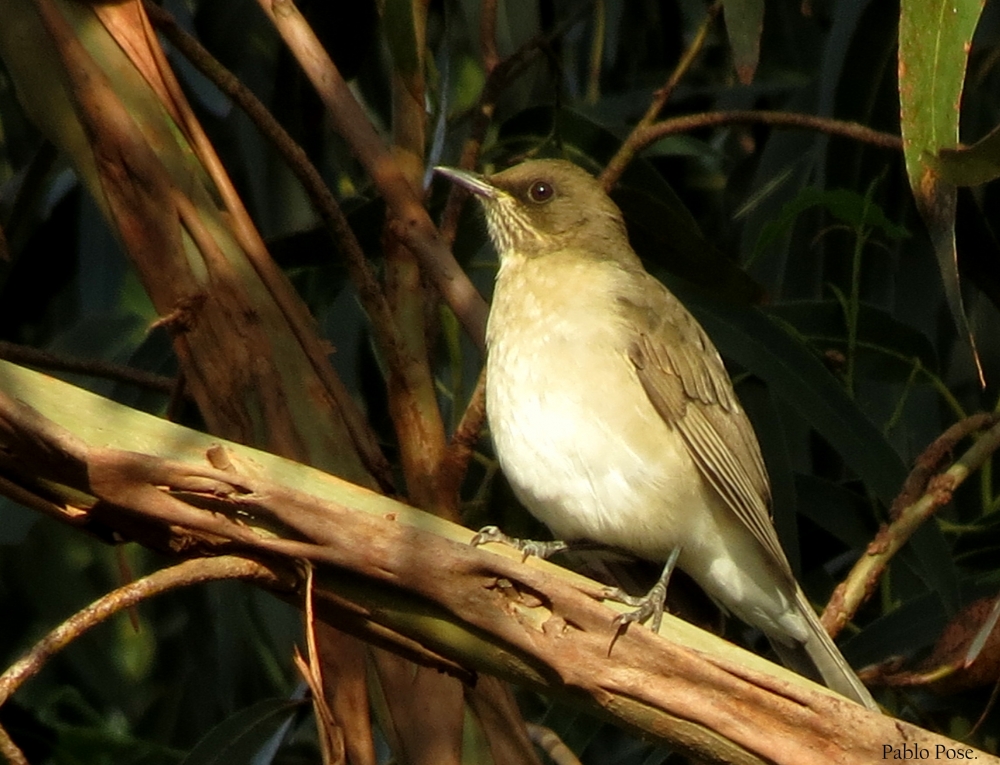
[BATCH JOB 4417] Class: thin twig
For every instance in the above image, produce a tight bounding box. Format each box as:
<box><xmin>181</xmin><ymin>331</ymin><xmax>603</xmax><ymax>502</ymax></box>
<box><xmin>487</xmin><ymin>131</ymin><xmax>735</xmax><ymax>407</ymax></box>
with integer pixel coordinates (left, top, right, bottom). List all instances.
<box><xmin>297</xmin><ymin>563</ymin><xmax>346</xmax><ymax>763</ymax></box>
<box><xmin>0</xmin><ymin>556</ymin><xmax>285</xmax><ymax>707</ymax></box>
<box><xmin>620</xmin><ymin>111</ymin><xmax>901</xmax><ymax>189</ymax></box>
<box><xmin>526</xmin><ymin>723</ymin><xmax>583</xmax><ymax>765</ymax></box>
<box><xmin>585</xmin><ymin>0</ymin><xmax>605</xmax><ymax>105</ymax></box>
<box><xmin>822</xmin><ymin>415</ymin><xmax>1000</xmax><ymax>638</ymax></box>
<box><xmin>0</xmin><ymin>723</ymin><xmax>28</xmax><ymax>765</ymax></box>
<box><xmin>0</xmin><ymin>340</ymin><xmax>175</xmax><ymax>393</ymax></box>
<box><xmin>480</xmin><ymin>0</ymin><xmax>500</xmax><ymax>76</ymax></box>
<box><xmin>440</xmin><ymin>366</ymin><xmax>488</xmax><ymax>512</ymax></box>
<box><xmin>600</xmin><ymin>1</ymin><xmax>722</xmax><ymax>189</ymax></box>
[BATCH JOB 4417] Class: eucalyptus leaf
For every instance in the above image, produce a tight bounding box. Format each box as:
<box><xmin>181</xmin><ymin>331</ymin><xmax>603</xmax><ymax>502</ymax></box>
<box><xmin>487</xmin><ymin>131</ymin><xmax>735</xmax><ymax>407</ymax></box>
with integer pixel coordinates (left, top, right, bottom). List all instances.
<box><xmin>179</xmin><ymin>698</ymin><xmax>303</xmax><ymax>765</ymax></box>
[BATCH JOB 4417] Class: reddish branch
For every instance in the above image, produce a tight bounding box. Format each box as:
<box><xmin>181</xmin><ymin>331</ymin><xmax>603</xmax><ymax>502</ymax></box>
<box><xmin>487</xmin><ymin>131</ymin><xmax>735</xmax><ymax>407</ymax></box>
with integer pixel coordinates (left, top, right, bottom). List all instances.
<box><xmin>822</xmin><ymin>414</ymin><xmax>1000</xmax><ymax>638</ymax></box>
<box><xmin>2</xmin><ymin>379</ymin><xmax>997</xmax><ymax>763</ymax></box>
<box><xmin>255</xmin><ymin>0</ymin><xmax>489</xmax><ymax>347</ymax></box>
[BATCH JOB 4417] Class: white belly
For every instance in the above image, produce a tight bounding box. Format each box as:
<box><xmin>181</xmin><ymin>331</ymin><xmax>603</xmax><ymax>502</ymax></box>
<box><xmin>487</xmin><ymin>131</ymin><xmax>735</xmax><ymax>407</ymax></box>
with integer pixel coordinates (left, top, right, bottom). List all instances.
<box><xmin>484</xmin><ymin>259</ymin><xmax>803</xmax><ymax>639</ymax></box>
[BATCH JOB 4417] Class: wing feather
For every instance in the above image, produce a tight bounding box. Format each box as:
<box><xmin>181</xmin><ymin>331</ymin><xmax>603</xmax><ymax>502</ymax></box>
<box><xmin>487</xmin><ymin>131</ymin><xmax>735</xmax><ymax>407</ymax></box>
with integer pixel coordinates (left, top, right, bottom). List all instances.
<box><xmin>618</xmin><ymin>273</ymin><xmax>793</xmax><ymax>581</ymax></box>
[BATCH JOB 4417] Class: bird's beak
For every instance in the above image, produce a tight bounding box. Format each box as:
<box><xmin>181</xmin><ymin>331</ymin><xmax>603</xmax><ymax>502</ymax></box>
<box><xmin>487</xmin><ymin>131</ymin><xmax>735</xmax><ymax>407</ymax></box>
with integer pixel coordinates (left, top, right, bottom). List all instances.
<box><xmin>434</xmin><ymin>166</ymin><xmax>499</xmax><ymax>199</ymax></box>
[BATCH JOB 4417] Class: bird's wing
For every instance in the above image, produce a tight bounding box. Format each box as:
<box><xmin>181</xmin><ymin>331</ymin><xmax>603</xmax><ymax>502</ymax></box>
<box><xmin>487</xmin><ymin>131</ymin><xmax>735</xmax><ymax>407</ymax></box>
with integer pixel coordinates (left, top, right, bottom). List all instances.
<box><xmin>616</xmin><ymin>271</ymin><xmax>794</xmax><ymax>580</ymax></box>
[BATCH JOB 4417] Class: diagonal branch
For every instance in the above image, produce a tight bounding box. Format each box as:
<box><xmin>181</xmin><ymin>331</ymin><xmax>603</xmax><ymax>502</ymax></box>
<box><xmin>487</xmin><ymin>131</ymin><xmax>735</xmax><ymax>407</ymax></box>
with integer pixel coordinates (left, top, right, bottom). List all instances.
<box><xmin>1</xmin><ymin>360</ymin><xmax>996</xmax><ymax>765</ymax></box>
<box><xmin>823</xmin><ymin>414</ymin><xmax>1000</xmax><ymax>637</ymax></box>
<box><xmin>255</xmin><ymin>0</ymin><xmax>489</xmax><ymax>347</ymax></box>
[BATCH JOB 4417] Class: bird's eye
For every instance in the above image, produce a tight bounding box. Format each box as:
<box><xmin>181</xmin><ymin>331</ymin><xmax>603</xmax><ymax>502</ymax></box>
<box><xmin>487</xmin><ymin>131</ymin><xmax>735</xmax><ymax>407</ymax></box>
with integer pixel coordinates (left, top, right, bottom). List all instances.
<box><xmin>527</xmin><ymin>179</ymin><xmax>554</xmax><ymax>203</ymax></box>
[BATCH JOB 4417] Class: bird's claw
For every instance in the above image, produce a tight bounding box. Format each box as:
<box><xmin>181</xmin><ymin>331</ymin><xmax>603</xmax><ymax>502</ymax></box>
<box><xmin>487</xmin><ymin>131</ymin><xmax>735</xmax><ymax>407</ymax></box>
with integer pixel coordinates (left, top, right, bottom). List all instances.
<box><xmin>470</xmin><ymin>525</ymin><xmax>510</xmax><ymax>548</ymax></box>
<box><xmin>604</xmin><ymin>546</ymin><xmax>679</xmax><ymax>634</ymax></box>
<box><xmin>470</xmin><ymin>526</ymin><xmax>569</xmax><ymax>561</ymax></box>
<box><xmin>605</xmin><ymin>581</ymin><xmax>667</xmax><ymax>633</ymax></box>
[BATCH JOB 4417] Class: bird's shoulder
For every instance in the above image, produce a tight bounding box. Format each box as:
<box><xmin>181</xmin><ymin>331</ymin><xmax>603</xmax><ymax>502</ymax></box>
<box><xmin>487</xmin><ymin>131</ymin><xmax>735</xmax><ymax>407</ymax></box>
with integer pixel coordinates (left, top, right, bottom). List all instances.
<box><xmin>612</xmin><ymin>269</ymin><xmax>739</xmax><ymax>415</ymax></box>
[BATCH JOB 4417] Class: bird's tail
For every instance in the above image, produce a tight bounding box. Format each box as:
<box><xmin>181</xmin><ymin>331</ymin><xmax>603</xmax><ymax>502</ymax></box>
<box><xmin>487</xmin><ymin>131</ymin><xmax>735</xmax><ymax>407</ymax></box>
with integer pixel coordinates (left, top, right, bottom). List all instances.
<box><xmin>770</xmin><ymin>587</ymin><xmax>879</xmax><ymax>711</ymax></box>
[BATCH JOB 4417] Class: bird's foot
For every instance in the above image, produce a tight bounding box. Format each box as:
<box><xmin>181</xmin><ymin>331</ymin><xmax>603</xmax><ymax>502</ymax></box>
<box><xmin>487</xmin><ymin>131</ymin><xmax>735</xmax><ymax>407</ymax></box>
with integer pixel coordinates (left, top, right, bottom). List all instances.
<box><xmin>605</xmin><ymin>581</ymin><xmax>668</xmax><ymax>633</ymax></box>
<box><xmin>470</xmin><ymin>525</ymin><xmax>570</xmax><ymax>561</ymax></box>
<box><xmin>604</xmin><ymin>546</ymin><xmax>681</xmax><ymax>634</ymax></box>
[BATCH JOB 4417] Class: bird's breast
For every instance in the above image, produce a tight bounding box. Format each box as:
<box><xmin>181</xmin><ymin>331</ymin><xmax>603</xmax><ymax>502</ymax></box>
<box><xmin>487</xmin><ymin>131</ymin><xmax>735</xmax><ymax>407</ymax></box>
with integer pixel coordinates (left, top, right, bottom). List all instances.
<box><xmin>484</xmin><ymin>259</ymin><xmax>708</xmax><ymax>557</ymax></box>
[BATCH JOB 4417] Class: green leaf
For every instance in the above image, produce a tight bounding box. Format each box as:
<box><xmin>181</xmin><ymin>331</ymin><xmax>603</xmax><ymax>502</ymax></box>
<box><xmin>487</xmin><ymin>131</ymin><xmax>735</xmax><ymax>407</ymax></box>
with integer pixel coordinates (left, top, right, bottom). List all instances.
<box><xmin>179</xmin><ymin>698</ymin><xmax>303</xmax><ymax>765</ymax></box>
<box><xmin>794</xmin><ymin>474</ymin><xmax>875</xmax><ymax>550</ymax></box>
<box><xmin>752</xmin><ymin>187</ymin><xmax>909</xmax><ymax>265</ymax></box>
<box><xmin>722</xmin><ymin>0</ymin><xmax>764</xmax><ymax>84</ymax></box>
<box><xmin>767</xmin><ymin>300</ymin><xmax>938</xmax><ymax>380</ymax></box>
<box><xmin>933</xmin><ymin>121</ymin><xmax>1000</xmax><ymax>186</ymax></box>
<box><xmin>843</xmin><ymin>589</ymin><xmax>948</xmax><ymax>666</ymax></box>
<box><xmin>898</xmin><ymin>0</ymin><xmax>984</xmax><ymax>380</ymax></box>
<box><xmin>383</xmin><ymin>0</ymin><xmax>421</xmax><ymax>81</ymax></box>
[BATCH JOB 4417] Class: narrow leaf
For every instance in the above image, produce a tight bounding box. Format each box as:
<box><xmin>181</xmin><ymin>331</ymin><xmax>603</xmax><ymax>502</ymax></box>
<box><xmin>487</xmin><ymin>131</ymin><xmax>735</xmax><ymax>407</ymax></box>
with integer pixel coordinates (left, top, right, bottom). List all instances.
<box><xmin>722</xmin><ymin>0</ymin><xmax>764</xmax><ymax>85</ymax></box>
<box><xmin>898</xmin><ymin>0</ymin><xmax>985</xmax><ymax>382</ymax></box>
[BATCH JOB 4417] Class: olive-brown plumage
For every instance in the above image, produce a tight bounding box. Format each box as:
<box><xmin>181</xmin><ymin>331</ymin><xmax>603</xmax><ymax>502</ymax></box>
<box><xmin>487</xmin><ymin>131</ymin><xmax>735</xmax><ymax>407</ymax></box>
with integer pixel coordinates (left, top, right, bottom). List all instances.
<box><xmin>436</xmin><ymin>159</ymin><xmax>877</xmax><ymax>710</ymax></box>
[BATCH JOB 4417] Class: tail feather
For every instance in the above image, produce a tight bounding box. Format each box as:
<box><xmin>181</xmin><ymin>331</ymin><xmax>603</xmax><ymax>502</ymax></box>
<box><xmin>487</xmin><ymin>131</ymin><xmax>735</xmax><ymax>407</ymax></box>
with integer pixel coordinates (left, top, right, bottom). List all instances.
<box><xmin>770</xmin><ymin>588</ymin><xmax>878</xmax><ymax>711</ymax></box>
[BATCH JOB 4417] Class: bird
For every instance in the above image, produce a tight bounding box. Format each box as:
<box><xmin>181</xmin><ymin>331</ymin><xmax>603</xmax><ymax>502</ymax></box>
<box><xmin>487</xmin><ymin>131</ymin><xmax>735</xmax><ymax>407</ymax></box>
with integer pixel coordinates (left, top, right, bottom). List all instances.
<box><xmin>435</xmin><ymin>158</ymin><xmax>878</xmax><ymax>711</ymax></box>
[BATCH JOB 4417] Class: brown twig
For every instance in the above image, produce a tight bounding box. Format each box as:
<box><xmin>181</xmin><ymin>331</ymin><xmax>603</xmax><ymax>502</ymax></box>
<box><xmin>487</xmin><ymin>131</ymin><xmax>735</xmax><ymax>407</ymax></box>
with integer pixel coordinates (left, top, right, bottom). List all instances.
<box><xmin>646</xmin><ymin>110</ymin><xmax>901</xmax><ymax>149</ymax></box>
<box><xmin>296</xmin><ymin>564</ymin><xmax>346</xmax><ymax>763</ymax></box>
<box><xmin>0</xmin><ymin>340</ymin><xmax>176</xmax><ymax>393</ymax></box>
<box><xmin>585</xmin><ymin>0</ymin><xmax>605</xmax><ymax>105</ymax></box>
<box><xmin>379</xmin><ymin>0</ymin><xmax>455</xmax><ymax>520</ymax></box>
<box><xmin>480</xmin><ymin>0</ymin><xmax>500</xmax><ymax>76</ymax></box>
<box><xmin>256</xmin><ymin>0</ymin><xmax>489</xmax><ymax>347</ymax></box>
<box><xmin>822</xmin><ymin>415</ymin><xmax>1000</xmax><ymax>638</ymax></box>
<box><xmin>0</xmin><ymin>556</ymin><xmax>285</xmax><ymax>708</ymax></box>
<box><xmin>599</xmin><ymin>1</ymin><xmax>722</xmax><ymax>189</ymax></box>
<box><xmin>0</xmin><ymin>723</ymin><xmax>28</xmax><ymax>765</ymax></box>
<box><xmin>606</xmin><ymin>110</ymin><xmax>901</xmax><ymax>191</ymax></box>
<box><xmin>440</xmin><ymin>366</ymin><xmax>488</xmax><ymax>511</ymax></box>
<box><xmin>888</xmin><ymin>413</ymin><xmax>997</xmax><ymax>520</ymax></box>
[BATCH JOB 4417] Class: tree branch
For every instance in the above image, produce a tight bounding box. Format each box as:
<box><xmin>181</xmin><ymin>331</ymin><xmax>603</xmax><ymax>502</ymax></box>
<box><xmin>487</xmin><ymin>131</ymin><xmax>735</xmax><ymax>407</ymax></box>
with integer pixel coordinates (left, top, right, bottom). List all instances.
<box><xmin>823</xmin><ymin>414</ymin><xmax>1000</xmax><ymax>637</ymax></box>
<box><xmin>1</xmin><ymin>359</ymin><xmax>995</xmax><ymax>765</ymax></box>
<box><xmin>255</xmin><ymin>0</ymin><xmax>489</xmax><ymax>347</ymax></box>
<box><xmin>0</xmin><ymin>556</ymin><xmax>288</xmax><ymax>707</ymax></box>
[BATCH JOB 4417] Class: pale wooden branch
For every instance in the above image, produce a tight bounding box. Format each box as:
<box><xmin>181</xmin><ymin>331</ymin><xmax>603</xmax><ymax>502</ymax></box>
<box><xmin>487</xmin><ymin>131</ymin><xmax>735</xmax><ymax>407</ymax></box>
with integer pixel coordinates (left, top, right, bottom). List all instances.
<box><xmin>0</xmin><ymin>360</ymin><xmax>995</xmax><ymax>765</ymax></box>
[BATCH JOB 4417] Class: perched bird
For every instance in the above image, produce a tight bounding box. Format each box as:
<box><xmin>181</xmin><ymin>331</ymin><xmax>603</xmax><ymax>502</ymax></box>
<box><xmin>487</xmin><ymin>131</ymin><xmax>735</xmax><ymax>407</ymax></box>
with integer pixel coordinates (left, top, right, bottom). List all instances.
<box><xmin>435</xmin><ymin>159</ymin><xmax>878</xmax><ymax>710</ymax></box>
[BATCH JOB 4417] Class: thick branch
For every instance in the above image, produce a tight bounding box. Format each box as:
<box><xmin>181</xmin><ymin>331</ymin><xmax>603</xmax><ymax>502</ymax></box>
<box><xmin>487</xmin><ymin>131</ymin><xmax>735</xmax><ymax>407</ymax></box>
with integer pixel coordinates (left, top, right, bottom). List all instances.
<box><xmin>0</xmin><ymin>360</ymin><xmax>995</xmax><ymax>765</ymax></box>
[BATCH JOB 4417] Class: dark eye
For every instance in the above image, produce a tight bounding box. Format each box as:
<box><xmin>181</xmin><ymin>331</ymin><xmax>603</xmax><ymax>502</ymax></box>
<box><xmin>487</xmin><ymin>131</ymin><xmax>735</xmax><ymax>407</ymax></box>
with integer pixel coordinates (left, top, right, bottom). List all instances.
<box><xmin>527</xmin><ymin>179</ymin><xmax>554</xmax><ymax>203</ymax></box>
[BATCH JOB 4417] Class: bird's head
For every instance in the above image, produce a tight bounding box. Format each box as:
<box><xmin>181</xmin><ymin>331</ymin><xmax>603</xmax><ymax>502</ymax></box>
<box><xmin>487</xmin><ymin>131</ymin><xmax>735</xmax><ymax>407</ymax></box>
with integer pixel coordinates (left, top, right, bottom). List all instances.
<box><xmin>436</xmin><ymin>159</ymin><xmax>635</xmax><ymax>266</ymax></box>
